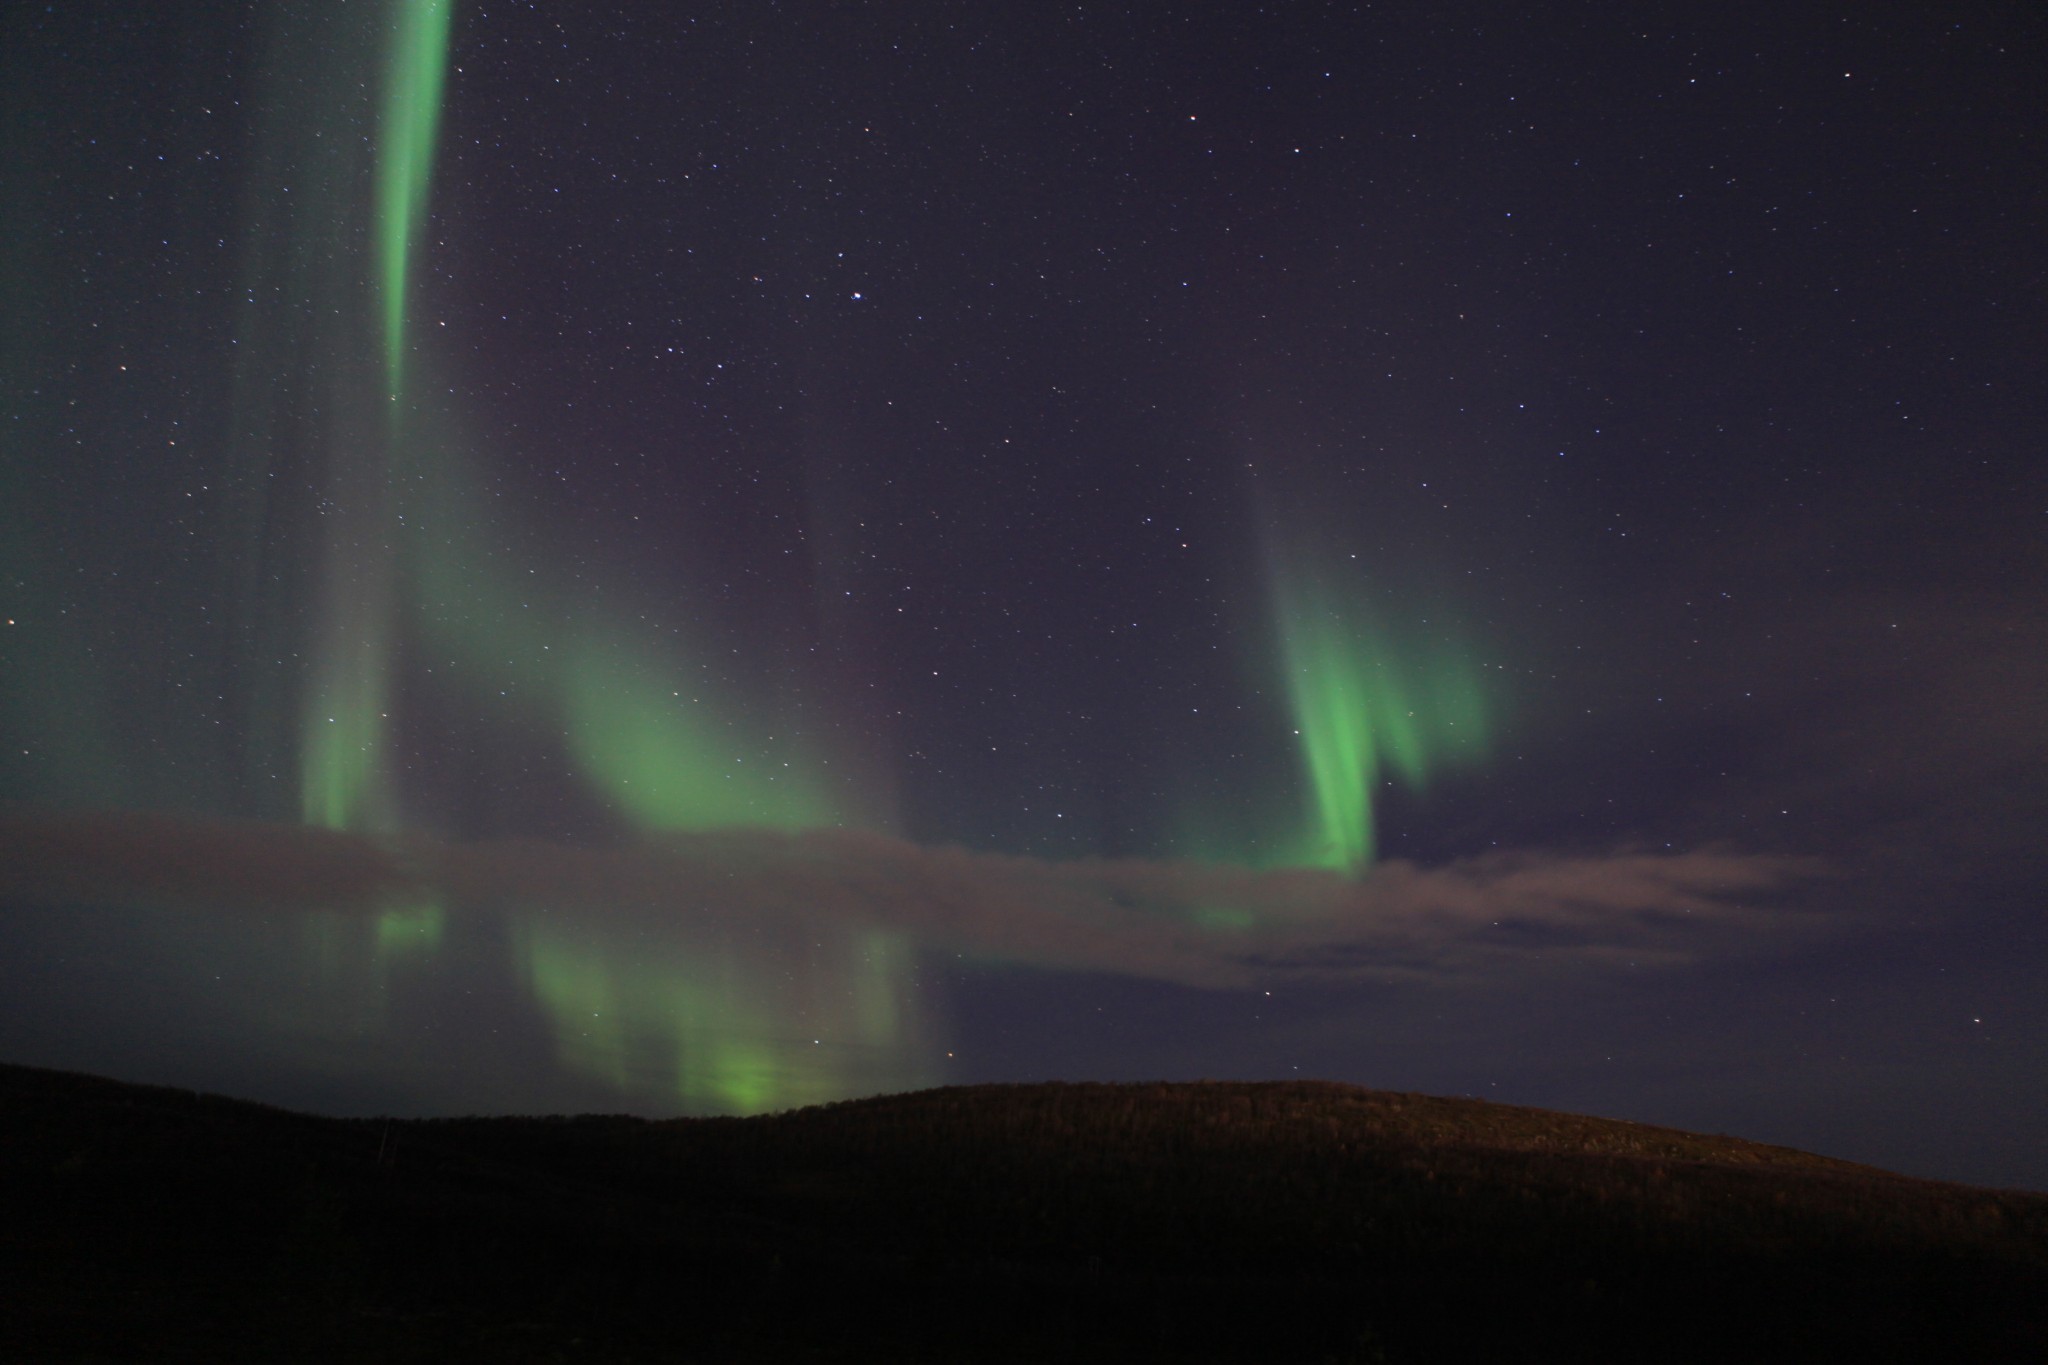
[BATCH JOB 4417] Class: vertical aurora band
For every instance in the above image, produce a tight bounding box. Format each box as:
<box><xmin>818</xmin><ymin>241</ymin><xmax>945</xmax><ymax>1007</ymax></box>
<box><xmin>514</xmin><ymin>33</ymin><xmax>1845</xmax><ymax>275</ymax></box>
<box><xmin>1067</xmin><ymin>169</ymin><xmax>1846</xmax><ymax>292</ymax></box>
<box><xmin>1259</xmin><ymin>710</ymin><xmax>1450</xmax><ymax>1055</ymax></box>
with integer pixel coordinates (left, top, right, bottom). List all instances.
<box><xmin>300</xmin><ymin>0</ymin><xmax>452</xmax><ymax>832</ymax></box>
<box><xmin>1269</xmin><ymin>561</ymin><xmax>1491</xmax><ymax>871</ymax></box>
<box><xmin>378</xmin><ymin>0</ymin><xmax>453</xmax><ymax>397</ymax></box>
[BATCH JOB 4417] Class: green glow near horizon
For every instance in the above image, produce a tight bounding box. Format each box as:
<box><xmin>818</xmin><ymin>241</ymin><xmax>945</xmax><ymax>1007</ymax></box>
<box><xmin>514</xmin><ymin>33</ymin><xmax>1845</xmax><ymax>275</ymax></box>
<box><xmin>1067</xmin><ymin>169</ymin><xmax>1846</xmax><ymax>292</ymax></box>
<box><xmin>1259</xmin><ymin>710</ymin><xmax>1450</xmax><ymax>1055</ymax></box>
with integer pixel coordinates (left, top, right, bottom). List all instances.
<box><xmin>519</xmin><ymin>919</ymin><xmax>927</xmax><ymax>1114</ymax></box>
<box><xmin>296</xmin><ymin>889</ymin><xmax>447</xmax><ymax>1035</ymax></box>
<box><xmin>1192</xmin><ymin>905</ymin><xmax>1258</xmax><ymax>932</ymax></box>
<box><xmin>375</xmin><ymin>898</ymin><xmax>446</xmax><ymax>955</ymax></box>
<box><xmin>378</xmin><ymin>0</ymin><xmax>453</xmax><ymax>396</ymax></box>
<box><xmin>1270</xmin><ymin>567</ymin><xmax>1491</xmax><ymax>872</ymax></box>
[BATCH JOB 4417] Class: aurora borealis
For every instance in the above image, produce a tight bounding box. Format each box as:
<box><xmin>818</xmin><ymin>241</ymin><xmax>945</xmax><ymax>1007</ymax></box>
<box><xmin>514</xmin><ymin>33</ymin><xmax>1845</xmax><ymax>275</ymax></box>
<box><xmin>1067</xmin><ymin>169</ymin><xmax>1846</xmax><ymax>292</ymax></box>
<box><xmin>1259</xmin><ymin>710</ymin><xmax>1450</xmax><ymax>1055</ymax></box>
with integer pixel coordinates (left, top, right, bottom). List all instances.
<box><xmin>376</xmin><ymin>0</ymin><xmax>451</xmax><ymax>394</ymax></box>
<box><xmin>1264</xmin><ymin>542</ymin><xmax>1490</xmax><ymax>871</ymax></box>
<box><xmin>2</xmin><ymin>2</ymin><xmax>2044</xmax><ymax>1189</ymax></box>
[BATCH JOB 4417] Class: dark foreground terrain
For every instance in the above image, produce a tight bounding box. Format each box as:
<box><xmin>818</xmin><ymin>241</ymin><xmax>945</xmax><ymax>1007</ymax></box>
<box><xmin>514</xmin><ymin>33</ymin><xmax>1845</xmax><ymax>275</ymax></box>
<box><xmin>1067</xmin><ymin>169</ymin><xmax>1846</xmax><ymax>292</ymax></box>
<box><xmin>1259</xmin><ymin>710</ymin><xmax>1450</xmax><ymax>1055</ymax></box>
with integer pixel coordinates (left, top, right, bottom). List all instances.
<box><xmin>3</xmin><ymin>1064</ymin><xmax>2043</xmax><ymax>1362</ymax></box>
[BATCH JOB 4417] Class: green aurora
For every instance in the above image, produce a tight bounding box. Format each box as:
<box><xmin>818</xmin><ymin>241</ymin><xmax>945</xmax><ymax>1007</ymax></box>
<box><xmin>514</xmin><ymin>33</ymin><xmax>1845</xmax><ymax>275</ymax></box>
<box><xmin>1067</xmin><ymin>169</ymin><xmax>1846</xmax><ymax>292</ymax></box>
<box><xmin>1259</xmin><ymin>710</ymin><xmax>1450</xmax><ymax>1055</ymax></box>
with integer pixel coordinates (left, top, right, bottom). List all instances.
<box><xmin>377</xmin><ymin>0</ymin><xmax>452</xmax><ymax>397</ymax></box>
<box><xmin>1265</xmin><ymin>551</ymin><xmax>1493</xmax><ymax>872</ymax></box>
<box><xmin>1</xmin><ymin>0</ymin><xmax>1505</xmax><ymax>1118</ymax></box>
<box><xmin>404</xmin><ymin>463</ymin><xmax>856</xmax><ymax>834</ymax></box>
<box><xmin>293</xmin><ymin>0</ymin><xmax>441</xmax><ymax>836</ymax></box>
<box><xmin>519</xmin><ymin>919</ymin><xmax>923</xmax><ymax>1114</ymax></box>
<box><xmin>261</xmin><ymin>0</ymin><xmax>924</xmax><ymax>1112</ymax></box>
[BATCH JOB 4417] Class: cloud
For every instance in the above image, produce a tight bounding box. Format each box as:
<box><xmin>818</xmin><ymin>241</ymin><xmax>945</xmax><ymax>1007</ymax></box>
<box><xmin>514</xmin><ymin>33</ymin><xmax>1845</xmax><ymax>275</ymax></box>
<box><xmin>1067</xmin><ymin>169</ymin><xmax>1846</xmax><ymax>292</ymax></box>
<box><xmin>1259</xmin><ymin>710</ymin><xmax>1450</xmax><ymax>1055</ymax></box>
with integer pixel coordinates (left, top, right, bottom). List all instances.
<box><xmin>0</xmin><ymin>810</ymin><xmax>1823</xmax><ymax>990</ymax></box>
<box><xmin>0</xmin><ymin>808</ymin><xmax>421</xmax><ymax>914</ymax></box>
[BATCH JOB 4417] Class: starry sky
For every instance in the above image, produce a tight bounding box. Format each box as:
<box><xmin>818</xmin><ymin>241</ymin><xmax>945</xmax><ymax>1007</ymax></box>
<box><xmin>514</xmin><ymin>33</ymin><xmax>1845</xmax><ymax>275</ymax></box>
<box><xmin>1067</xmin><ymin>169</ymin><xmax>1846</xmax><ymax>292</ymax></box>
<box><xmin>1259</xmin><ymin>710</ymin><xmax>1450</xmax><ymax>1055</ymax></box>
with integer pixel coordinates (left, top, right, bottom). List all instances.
<box><xmin>2</xmin><ymin>1</ymin><xmax>2043</xmax><ymax>1188</ymax></box>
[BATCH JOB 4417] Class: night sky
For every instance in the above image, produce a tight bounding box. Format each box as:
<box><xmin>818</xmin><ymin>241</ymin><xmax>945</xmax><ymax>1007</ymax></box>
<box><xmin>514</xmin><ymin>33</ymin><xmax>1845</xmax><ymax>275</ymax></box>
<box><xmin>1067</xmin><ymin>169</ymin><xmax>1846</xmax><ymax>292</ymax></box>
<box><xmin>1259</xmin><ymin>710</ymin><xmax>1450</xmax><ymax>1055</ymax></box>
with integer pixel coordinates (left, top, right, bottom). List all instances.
<box><xmin>2</xmin><ymin>1</ymin><xmax>2043</xmax><ymax>1189</ymax></box>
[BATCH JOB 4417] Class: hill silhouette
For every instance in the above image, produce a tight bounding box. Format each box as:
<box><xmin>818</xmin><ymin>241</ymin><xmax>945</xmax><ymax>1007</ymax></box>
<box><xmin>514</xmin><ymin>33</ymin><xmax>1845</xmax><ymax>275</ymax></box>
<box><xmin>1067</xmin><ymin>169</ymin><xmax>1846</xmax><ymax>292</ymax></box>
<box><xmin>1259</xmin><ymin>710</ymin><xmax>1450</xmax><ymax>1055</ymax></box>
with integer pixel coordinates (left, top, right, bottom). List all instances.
<box><xmin>3</xmin><ymin>1063</ymin><xmax>2042</xmax><ymax>1361</ymax></box>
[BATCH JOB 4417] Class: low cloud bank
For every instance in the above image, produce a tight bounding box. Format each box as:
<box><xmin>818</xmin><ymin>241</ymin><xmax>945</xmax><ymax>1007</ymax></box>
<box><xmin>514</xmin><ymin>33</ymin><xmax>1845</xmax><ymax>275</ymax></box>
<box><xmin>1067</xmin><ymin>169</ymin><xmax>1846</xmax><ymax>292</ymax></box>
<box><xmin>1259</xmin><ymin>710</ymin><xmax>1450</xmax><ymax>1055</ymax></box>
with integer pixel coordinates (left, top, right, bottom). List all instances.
<box><xmin>1</xmin><ymin>810</ymin><xmax>1823</xmax><ymax>989</ymax></box>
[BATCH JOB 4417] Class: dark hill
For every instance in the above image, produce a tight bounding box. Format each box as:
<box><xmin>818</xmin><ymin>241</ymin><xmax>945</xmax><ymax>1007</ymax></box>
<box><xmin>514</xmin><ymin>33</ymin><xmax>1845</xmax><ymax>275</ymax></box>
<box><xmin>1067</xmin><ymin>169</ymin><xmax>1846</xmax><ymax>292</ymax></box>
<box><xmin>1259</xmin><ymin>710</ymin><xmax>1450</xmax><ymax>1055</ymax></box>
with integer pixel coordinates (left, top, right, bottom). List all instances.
<box><xmin>3</xmin><ymin>1064</ymin><xmax>2043</xmax><ymax>1362</ymax></box>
